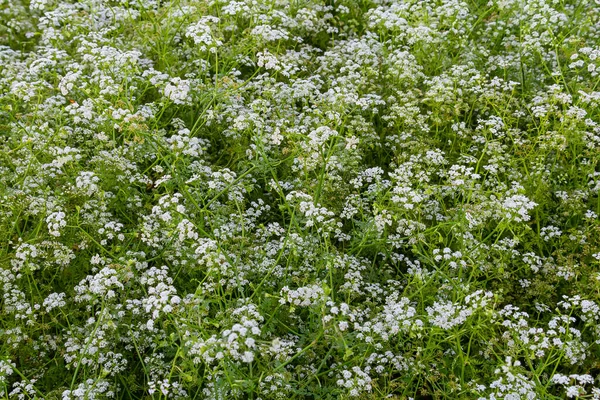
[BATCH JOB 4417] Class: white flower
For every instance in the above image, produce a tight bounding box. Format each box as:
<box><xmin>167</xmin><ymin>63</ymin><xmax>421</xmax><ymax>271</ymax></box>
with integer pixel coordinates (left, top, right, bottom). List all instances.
<box><xmin>163</xmin><ymin>78</ymin><xmax>191</xmax><ymax>105</ymax></box>
<box><xmin>46</xmin><ymin>211</ymin><xmax>67</xmax><ymax>237</ymax></box>
<box><xmin>257</xmin><ymin>50</ymin><xmax>281</xmax><ymax>71</ymax></box>
<box><xmin>75</xmin><ymin>171</ymin><xmax>100</xmax><ymax>196</ymax></box>
<box><xmin>43</xmin><ymin>292</ymin><xmax>66</xmax><ymax>312</ymax></box>
<box><xmin>280</xmin><ymin>285</ymin><xmax>326</xmax><ymax>307</ymax></box>
<box><xmin>59</xmin><ymin>71</ymin><xmax>82</xmax><ymax>96</ymax></box>
<box><xmin>501</xmin><ymin>194</ymin><xmax>537</xmax><ymax>222</ymax></box>
<box><xmin>186</xmin><ymin>16</ymin><xmax>222</xmax><ymax>53</ymax></box>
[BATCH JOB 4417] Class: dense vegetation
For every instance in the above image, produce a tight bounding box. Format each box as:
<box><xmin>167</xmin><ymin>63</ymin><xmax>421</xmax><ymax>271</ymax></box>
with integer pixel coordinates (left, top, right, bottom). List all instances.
<box><xmin>1</xmin><ymin>0</ymin><xmax>600</xmax><ymax>398</ymax></box>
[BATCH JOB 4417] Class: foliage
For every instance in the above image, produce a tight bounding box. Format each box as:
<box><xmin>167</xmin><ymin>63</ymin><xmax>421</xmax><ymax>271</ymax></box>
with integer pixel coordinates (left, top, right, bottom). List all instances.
<box><xmin>1</xmin><ymin>0</ymin><xmax>600</xmax><ymax>398</ymax></box>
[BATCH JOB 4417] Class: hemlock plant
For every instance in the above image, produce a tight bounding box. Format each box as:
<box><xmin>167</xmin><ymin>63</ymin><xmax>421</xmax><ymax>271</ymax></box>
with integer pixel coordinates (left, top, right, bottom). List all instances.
<box><xmin>1</xmin><ymin>0</ymin><xmax>600</xmax><ymax>399</ymax></box>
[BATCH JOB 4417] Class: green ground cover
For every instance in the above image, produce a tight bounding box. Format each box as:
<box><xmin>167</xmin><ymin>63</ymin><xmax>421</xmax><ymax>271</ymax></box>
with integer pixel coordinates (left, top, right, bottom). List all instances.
<box><xmin>2</xmin><ymin>0</ymin><xmax>600</xmax><ymax>398</ymax></box>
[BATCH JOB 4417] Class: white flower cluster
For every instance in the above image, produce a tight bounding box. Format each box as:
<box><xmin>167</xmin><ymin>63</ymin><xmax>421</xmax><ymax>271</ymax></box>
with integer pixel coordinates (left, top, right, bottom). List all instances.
<box><xmin>46</xmin><ymin>210</ymin><xmax>67</xmax><ymax>237</ymax></box>
<box><xmin>139</xmin><ymin>266</ymin><xmax>181</xmax><ymax>327</ymax></box>
<box><xmin>74</xmin><ymin>266</ymin><xmax>126</xmax><ymax>303</ymax></box>
<box><xmin>61</xmin><ymin>379</ymin><xmax>114</xmax><ymax>400</ymax></box>
<box><xmin>11</xmin><ymin>243</ymin><xmax>39</xmax><ymax>272</ymax></box>
<box><xmin>551</xmin><ymin>374</ymin><xmax>597</xmax><ymax>399</ymax></box>
<box><xmin>187</xmin><ymin>303</ymin><xmax>263</xmax><ymax>365</ymax></box>
<box><xmin>540</xmin><ymin>225</ymin><xmax>562</xmax><ymax>241</ymax></box>
<box><xmin>257</xmin><ymin>50</ymin><xmax>282</xmax><ymax>71</ymax></box>
<box><xmin>336</xmin><ymin>366</ymin><xmax>372</xmax><ymax>397</ymax></box>
<box><xmin>163</xmin><ymin>78</ymin><xmax>192</xmax><ymax>105</ymax></box>
<box><xmin>286</xmin><ymin>191</ymin><xmax>343</xmax><ymax>236</ymax></box>
<box><xmin>167</xmin><ymin>127</ymin><xmax>207</xmax><ymax>158</ymax></box>
<box><xmin>252</xmin><ymin>25</ymin><xmax>290</xmax><ymax>42</ymax></box>
<box><xmin>258</xmin><ymin>373</ymin><xmax>293</xmax><ymax>399</ymax></box>
<box><xmin>9</xmin><ymin>379</ymin><xmax>39</xmax><ymax>399</ymax></box>
<box><xmin>147</xmin><ymin>379</ymin><xmax>187</xmax><ymax>398</ymax></box>
<box><xmin>500</xmin><ymin>194</ymin><xmax>537</xmax><ymax>223</ymax></box>
<box><xmin>141</xmin><ymin>193</ymin><xmax>187</xmax><ymax>247</ymax></box>
<box><xmin>433</xmin><ymin>247</ymin><xmax>467</xmax><ymax>269</ymax></box>
<box><xmin>357</xmin><ymin>295</ymin><xmax>422</xmax><ymax>341</ymax></box>
<box><xmin>478</xmin><ymin>358</ymin><xmax>537</xmax><ymax>400</ymax></box>
<box><xmin>59</xmin><ymin>70</ymin><xmax>83</xmax><ymax>96</ymax></box>
<box><xmin>280</xmin><ymin>284</ymin><xmax>326</xmax><ymax>307</ymax></box>
<box><xmin>499</xmin><ymin>305</ymin><xmax>588</xmax><ymax>364</ymax></box>
<box><xmin>185</xmin><ymin>16</ymin><xmax>222</xmax><ymax>53</ymax></box>
<box><xmin>427</xmin><ymin>291</ymin><xmax>492</xmax><ymax>330</ymax></box>
<box><xmin>75</xmin><ymin>171</ymin><xmax>100</xmax><ymax>196</ymax></box>
<box><xmin>29</xmin><ymin>0</ymin><xmax>51</xmax><ymax>11</ymax></box>
<box><xmin>43</xmin><ymin>292</ymin><xmax>66</xmax><ymax>312</ymax></box>
<box><xmin>0</xmin><ymin>359</ymin><xmax>15</xmax><ymax>387</ymax></box>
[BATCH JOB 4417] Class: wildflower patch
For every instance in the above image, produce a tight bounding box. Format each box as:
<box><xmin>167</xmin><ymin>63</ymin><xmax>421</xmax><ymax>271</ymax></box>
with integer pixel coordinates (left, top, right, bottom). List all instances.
<box><xmin>1</xmin><ymin>0</ymin><xmax>600</xmax><ymax>398</ymax></box>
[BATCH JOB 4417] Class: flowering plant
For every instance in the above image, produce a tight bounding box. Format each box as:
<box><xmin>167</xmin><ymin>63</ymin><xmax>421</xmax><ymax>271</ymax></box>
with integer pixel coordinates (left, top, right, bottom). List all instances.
<box><xmin>2</xmin><ymin>0</ymin><xmax>600</xmax><ymax>398</ymax></box>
